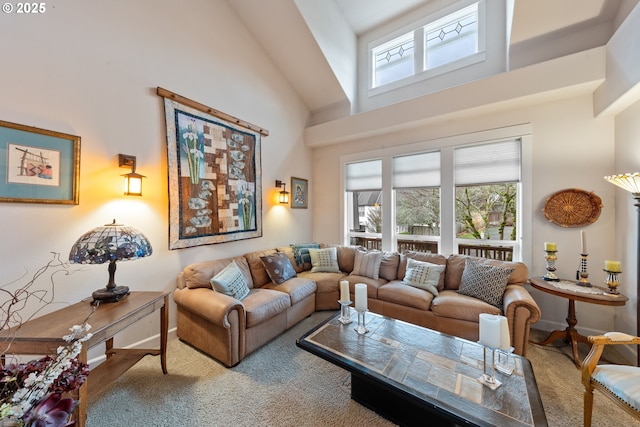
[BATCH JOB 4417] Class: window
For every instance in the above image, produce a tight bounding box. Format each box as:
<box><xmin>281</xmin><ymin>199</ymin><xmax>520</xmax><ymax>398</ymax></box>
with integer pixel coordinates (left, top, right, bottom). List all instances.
<box><xmin>393</xmin><ymin>151</ymin><xmax>441</xmax><ymax>253</ymax></box>
<box><xmin>454</xmin><ymin>140</ymin><xmax>520</xmax><ymax>260</ymax></box>
<box><xmin>346</xmin><ymin>160</ymin><xmax>382</xmax><ymax>248</ymax></box>
<box><xmin>370</xmin><ymin>1</ymin><xmax>481</xmax><ymax>89</ymax></box>
<box><xmin>343</xmin><ymin>136</ymin><xmax>524</xmax><ymax>261</ymax></box>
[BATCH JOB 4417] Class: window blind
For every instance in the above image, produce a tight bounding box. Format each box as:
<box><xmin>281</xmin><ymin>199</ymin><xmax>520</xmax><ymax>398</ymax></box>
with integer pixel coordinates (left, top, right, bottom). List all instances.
<box><xmin>455</xmin><ymin>139</ymin><xmax>520</xmax><ymax>185</ymax></box>
<box><xmin>393</xmin><ymin>151</ymin><xmax>441</xmax><ymax>188</ymax></box>
<box><xmin>345</xmin><ymin>160</ymin><xmax>382</xmax><ymax>191</ymax></box>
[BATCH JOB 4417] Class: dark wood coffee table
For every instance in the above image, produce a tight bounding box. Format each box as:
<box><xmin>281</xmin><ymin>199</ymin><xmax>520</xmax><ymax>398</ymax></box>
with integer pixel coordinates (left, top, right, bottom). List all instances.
<box><xmin>297</xmin><ymin>311</ymin><xmax>547</xmax><ymax>427</ymax></box>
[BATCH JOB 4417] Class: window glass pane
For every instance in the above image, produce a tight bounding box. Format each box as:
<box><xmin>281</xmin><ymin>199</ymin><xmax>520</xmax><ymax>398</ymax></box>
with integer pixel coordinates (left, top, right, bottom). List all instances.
<box><xmin>455</xmin><ymin>183</ymin><xmax>517</xmax><ymax>241</ymax></box>
<box><xmin>348</xmin><ymin>190</ymin><xmax>382</xmax><ymax>234</ymax></box>
<box><xmin>396</xmin><ymin>188</ymin><xmax>440</xmax><ymax>238</ymax></box>
<box><xmin>372</xmin><ymin>32</ymin><xmax>414</xmax><ymax>87</ymax></box>
<box><xmin>424</xmin><ymin>3</ymin><xmax>478</xmax><ymax>70</ymax></box>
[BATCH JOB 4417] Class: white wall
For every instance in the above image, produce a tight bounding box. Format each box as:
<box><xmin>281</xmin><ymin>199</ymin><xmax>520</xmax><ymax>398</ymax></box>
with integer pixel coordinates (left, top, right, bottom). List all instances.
<box><xmin>311</xmin><ymin>92</ymin><xmax>622</xmax><ymax>336</ymax></box>
<box><xmin>0</xmin><ymin>0</ymin><xmax>312</xmax><ymax>355</ymax></box>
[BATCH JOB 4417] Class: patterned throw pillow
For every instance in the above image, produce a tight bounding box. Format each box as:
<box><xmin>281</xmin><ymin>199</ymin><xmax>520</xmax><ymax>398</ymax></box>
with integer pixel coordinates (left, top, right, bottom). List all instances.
<box><xmin>350</xmin><ymin>250</ymin><xmax>383</xmax><ymax>280</ymax></box>
<box><xmin>308</xmin><ymin>247</ymin><xmax>341</xmax><ymax>273</ymax></box>
<box><xmin>290</xmin><ymin>243</ymin><xmax>320</xmax><ymax>267</ymax></box>
<box><xmin>457</xmin><ymin>258</ymin><xmax>514</xmax><ymax>309</ymax></box>
<box><xmin>210</xmin><ymin>260</ymin><xmax>250</xmax><ymax>300</ymax></box>
<box><xmin>402</xmin><ymin>258</ymin><xmax>446</xmax><ymax>297</ymax></box>
<box><xmin>260</xmin><ymin>252</ymin><xmax>297</xmax><ymax>284</ymax></box>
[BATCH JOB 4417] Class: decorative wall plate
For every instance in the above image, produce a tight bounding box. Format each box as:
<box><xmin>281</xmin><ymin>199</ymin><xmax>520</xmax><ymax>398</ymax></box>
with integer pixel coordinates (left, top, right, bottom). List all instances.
<box><xmin>543</xmin><ymin>188</ymin><xmax>603</xmax><ymax>228</ymax></box>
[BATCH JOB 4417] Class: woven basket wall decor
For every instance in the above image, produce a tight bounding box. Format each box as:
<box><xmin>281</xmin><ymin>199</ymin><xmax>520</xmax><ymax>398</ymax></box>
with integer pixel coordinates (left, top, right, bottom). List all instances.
<box><xmin>542</xmin><ymin>188</ymin><xmax>603</xmax><ymax>228</ymax></box>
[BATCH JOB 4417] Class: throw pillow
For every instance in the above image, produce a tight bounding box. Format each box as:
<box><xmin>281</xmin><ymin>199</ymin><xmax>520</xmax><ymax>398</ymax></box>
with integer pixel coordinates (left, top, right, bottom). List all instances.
<box><xmin>210</xmin><ymin>260</ymin><xmax>250</xmax><ymax>300</ymax></box>
<box><xmin>290</xmin><ymin>243</ymin><xmax>320</xmax><ymax>267</ymax></box>
<box><xmin>402</xmin><ymin>258</ymin><xmax>446</xmax><ymax>297</ymax></box>
<box><xmin>260</xmin><ymin>252</ymin><xmax>297</xmax><ymax>285</ymax></box>
<box><xmin>457</xmin><ymin>258</ymin><xmax>514</xmax><ymax>309</ymax></box>
<box><xmin>308</xmin><ymin>247</ymin><xmax>341</xmax><ymax>273</ymax></box>
<box><xmin>350</xmin><ymin>250</ymin><xmax>383</xmax><ymax>280</ymax></box>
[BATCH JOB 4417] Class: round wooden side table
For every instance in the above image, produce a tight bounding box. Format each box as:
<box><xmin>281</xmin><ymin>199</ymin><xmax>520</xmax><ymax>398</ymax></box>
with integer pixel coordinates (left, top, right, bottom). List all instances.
<box><xmin>529</xmin><ymin>276</ymin><xmax>628</xmax><ymax>368</ymax></box>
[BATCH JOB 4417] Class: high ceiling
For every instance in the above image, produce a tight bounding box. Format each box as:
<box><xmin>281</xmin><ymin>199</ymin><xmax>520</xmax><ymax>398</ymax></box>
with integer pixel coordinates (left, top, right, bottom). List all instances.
<box><xmin>227</xmin><ymin>0</ymin><xmax>635</xmax><ymax>121</ymax></box>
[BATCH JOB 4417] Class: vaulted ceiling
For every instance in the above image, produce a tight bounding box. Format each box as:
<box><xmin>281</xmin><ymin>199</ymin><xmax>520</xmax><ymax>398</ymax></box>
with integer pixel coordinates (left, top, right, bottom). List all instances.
<box><xmin>226</xmin><ymin>0</ymin><xmax>636</xmax><ymax>122</ymax></box>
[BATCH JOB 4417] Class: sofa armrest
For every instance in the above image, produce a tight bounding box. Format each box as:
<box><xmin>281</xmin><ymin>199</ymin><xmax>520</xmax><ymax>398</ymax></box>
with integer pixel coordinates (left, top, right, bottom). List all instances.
<box><xmin>503</xmin><ymin>284</ymin><xmax>541</xmax><ymax>357</ymax></box>
<box><xmin>174</xmin><ymin>287</ymin><xmax>245</xmax><ymax>329</ymax></box>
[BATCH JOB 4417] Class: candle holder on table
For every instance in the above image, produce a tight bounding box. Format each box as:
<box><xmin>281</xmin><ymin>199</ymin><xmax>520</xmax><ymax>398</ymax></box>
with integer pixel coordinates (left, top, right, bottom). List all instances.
<box><xmin>354</xmin><ymin>309</ymin><xmax>369</xmax><ymax>335</ymax></box>
<box><xmin>338</xmin><ymin>300</ymin><xmax>352</xmax><ymax>324</ymax></box>
<box><xmin>603</xmin><ymin>270</ymin><xmax>622</xmax><ymax>294</ymax></box>
<box><xmin>495</xmin><ymin>347</ymin><xmax>515</xmax><ymax>376</ymax></box>
<box><xmin>478</xmin><ymin>346</ymin><xmax>502</xmax><ymax>390</ymax></box>
<box><xmin>576</xmin><ymin>253</ymin><xmax>591</xmax><ymax>287</ymax></box>
<box><xmin>543</xmin><ymin>250</ymin><xmax>559</xmax><ymax>281</ymax></box>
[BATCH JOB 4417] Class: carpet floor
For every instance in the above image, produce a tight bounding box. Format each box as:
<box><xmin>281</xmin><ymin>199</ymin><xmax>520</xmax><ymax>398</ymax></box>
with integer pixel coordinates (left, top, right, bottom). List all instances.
<box><xmin>87</xmin><ymin>312</ymin><xmax>637</xmax><ymax>426</ymax></box>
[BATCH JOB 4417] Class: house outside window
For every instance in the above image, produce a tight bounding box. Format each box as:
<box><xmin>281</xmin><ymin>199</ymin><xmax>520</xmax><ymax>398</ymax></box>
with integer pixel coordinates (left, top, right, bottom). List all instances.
<box><xmin>346</xmin><ymin>160</ymin><xmax>383</xmax><ymax>248</ymax></box>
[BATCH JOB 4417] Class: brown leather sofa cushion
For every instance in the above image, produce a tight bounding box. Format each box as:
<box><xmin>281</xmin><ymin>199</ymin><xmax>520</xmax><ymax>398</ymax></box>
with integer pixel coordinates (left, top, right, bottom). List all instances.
<box><xmin>244</xmin><ymin>249</ymin><xmax>277</xmax><ymax>287</ymax></box>
<box><xmin>242</xmin><ymin>289</ymin><xmax>291</xmax><ymax>328</ymax></box>
<box><xmin>183</xmin><ymin>256</ymin><xmax>253</xmax><ymax>289</ymax></box>
<box><xmin>431</xmin><ymin>289</ymin><xmax>501</xmax><ymax>322</ymax></box>
<box><xmin>379</xmin><ymin>251</ymin><xmax>400</xmax><ymax>280</ymax></box>
<box><xmin>262</xmin><ymin>277</ymin><xmax>316</xmax><ymax>305</ymax></box>
<box><xmin>444</xmin><ymin>254</ymin><xmax>528</xmax><ymax>291</ymax></box>
<box><xmin>378</xmin><ymin>280</ymin><xmax>434</xmax><ymax>311</ymax></box>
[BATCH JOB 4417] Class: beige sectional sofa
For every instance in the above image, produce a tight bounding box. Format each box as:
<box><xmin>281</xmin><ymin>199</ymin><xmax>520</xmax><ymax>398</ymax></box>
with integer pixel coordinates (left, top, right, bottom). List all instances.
<box><xmin>174</xmin><ymin>244</ymin><xmax>541</xmax><ymax>367</ymax></box>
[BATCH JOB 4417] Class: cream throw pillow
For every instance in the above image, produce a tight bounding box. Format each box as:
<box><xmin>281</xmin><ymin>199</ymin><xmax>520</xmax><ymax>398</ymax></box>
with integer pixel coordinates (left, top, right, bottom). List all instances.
<box><xmin>210</xmin><ymin>260</ymin><xmax>250</xmax><ymax>300</ymax></box>
<box><xmin>308</xmin><ymin>247</ymin><xmax>341</xmax><ymax>273</ymax></box>
<box><xmin>350</xmin><ymin>250</ymin><xmax>383</xmax><ymax>280</ymax></box>
<box><xmin>403</xmin><ymin>258</ymin><xmax>445</xmax><ymax>296</ymax></box>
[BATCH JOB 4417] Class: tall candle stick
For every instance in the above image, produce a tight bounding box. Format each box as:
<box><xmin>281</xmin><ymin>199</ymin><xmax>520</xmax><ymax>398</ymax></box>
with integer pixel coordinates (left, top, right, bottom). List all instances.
<box><xmin>339</xmin><ymin>280</ymin><xmax>350</xmax><ymax>303</ymax></box>
<box><xmin>354</xmin><ymin>283</ymin><xmax>367</xmax><ymax>312</ymax></box>
<box><xmin>580</xmin><ymin>230</ymin><xmax>587</xmax><ymax>254</ymax></box>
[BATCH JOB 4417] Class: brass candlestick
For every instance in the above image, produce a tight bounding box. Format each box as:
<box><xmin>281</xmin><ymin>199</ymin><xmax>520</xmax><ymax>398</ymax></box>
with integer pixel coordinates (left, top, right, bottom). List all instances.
<box><xmin>603</xmin><ymin>269</ymin><xmax>621</xmax><ymax>294</ymax></box>
<box><xmin>577</xmin><ymin>253</ymin><xmax>591</xmax><ymax>287</ymax></box>
<box><xmin>543</xmin><ymin>250</ymin><xmax>559</xmax><ymax>281</ymax></box>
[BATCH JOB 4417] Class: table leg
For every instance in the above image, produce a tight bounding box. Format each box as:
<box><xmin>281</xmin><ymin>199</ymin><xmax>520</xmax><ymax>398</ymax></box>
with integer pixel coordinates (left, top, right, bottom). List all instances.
<box><xmin>160</xmin><ymin>294</ymin><xmax>168</xmax><ymax>374</ymax></box>
<box><xmin>532</xmin><ymin>299</ymin><xmax>588</xmax><ymax>368</ymax></box>
<box><xmin>75</xmin><ymin>344</ymin><xmax>88</xmax><ymax>427</ymax></box>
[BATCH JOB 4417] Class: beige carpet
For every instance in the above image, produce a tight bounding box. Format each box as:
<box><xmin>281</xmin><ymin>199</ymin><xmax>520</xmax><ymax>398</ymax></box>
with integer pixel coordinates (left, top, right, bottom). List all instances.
<box><xmin>87</xmin><ymin>313</ymin><xmax>637</xmax><ymax>426</ymax></box>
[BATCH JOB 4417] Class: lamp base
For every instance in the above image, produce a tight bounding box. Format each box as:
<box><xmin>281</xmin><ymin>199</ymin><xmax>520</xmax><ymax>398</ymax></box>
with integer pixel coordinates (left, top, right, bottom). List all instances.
<box><xmin>92</xmin><ymin>285</ymin><xmax>130</xmax><ymax>304</ymax></box>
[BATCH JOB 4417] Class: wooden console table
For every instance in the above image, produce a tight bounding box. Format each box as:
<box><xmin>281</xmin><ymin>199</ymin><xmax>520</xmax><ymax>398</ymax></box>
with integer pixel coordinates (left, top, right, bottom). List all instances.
<box><xmin>0</xmin><ymin>291</ymin><xmax>169</xmax><ymax>427</ymax></box>
<box><xmin>529</xmin><ymin>277</ymin><xmax>627</xmax><ymax>368</ymax></box>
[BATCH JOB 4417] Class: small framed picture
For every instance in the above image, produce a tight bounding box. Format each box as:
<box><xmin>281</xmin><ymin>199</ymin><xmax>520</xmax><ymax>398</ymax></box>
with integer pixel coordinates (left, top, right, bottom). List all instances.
<box><xmin>0</xmin><ymin>120</ymin><xmax>80</xmax><ymax>204</ymax></box>
<box><xmin>291</xmin><ymin>177</ymin><xmax>308</xmax><ymax>209</ymax></box>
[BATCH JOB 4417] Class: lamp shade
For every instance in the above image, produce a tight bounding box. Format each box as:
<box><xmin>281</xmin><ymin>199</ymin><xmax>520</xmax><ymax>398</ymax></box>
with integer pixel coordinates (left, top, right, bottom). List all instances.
<box><xmin>604</xmin><ymin>172</ymin><xmax>640</xmax><ymax>195</ymax></box>
<box><xmin>69</xmin><ymin>220</ymin><xmax>152</xmax><ymax>303</ymax></box>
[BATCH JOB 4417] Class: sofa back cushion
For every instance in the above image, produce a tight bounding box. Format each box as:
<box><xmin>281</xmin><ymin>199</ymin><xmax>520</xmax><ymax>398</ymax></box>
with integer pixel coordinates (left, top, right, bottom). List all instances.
<box><xmin>399</xmin><ymin>251</ymin><xmax>447</xmax><ymax>290</ymax></box>
<box><xmin>244</xmin><ymin>249</ymin><xmax>277</xmax><ymax>287</ymax></box>
<box><xmin>182</xmin><ymin>256</ymin><xmax>254</xmax><ymax>289</ymax></box>
<box><xmin>444</xmin><ymin>254</ymin><xmax>528</xmax><ymax>291</ymax></box>
<box><xmin>379</xmin><ymin>251</ymin><xmax>400</xmax><ymax>281</ymax></box>
<box><xmin>324</xmin><ymin>244</ymin><xmax>360</xmax><ymax>273</ymax></box>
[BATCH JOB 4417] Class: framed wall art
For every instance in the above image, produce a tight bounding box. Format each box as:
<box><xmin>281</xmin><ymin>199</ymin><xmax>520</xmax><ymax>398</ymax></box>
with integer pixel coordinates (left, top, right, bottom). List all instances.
<box><xmin>291</xmin><ymin>176</ymin><xmax>308</xmax><ymax>209</ymax></box>
<box><xmin>0</xmin><ymin>120</ymin><xmax>80</xmax><ymax>205</ymax></box>
<box><xmin>158</xmin><ymin>88</ymin><xmax>269</xmax><ymax>249</ymax></box>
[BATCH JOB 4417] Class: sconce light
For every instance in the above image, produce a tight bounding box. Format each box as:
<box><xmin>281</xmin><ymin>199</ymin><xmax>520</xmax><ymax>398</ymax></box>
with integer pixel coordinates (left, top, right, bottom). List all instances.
<box><xmin>275</xmin><ymin>180</ymin><xmax>289</xmax><ymax>204</ymax></box>
<box><xmin>119</xmin><ymin>154</ymin><xmax>145</xmax><ymax>196</ymax></box>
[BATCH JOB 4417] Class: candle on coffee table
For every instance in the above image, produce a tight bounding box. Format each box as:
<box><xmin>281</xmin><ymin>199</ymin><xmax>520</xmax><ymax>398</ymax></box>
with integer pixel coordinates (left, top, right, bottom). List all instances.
<box><xmin>339</xmin><ymin>280</ymin><xmax>350</xmax><ymax>303</ymax></box>
<box><xmin>354</xmin><ymin>283</ymin><xmax>367</xmax><ymax>312</ymax></box>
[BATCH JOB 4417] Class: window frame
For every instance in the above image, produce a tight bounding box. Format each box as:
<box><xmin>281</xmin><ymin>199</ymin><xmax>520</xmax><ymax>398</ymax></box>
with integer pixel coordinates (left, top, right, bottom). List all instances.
<box><xmin>340</xmin><ymin>125</ymin><xmax>533</xmax><ymax>266</ymax></box>
<box><xmin>368</xmin><ymin>0</ymin><xmax>486</xmax><ymax>95</ymax></box>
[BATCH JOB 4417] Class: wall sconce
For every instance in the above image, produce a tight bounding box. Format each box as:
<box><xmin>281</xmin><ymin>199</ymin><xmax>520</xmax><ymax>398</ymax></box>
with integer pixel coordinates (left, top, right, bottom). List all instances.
<box><xmin>275</xmin><ymin>180</ymin><xmax>289</xmax><ymax>204</ymax></box>
<box><xmin>119</xmin><ymin>154</ymin><xmax>145</xmax><ymax>196</ymax></box>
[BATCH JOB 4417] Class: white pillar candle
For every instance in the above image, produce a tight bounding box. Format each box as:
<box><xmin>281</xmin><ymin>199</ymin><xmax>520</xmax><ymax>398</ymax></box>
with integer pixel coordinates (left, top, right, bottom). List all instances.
<box><xmin>354</xmin><ymin>283</ymin><xmax>368</xmax><ymax>312</ymax></box>
<box><xmin>479</xmin><ymin>313</ymin><xmax>502</xmax><ymax>348</ymax></box>
<box><xmin>580</xmin><ymin>230</ymin><xmax>587</xmax><ymax>254</ymax></box>
<box><xmin>544</xmin><ymin>242</ymin><xmax>556</xmax><ymax>251</ymax></box>
<box><xmin>339</xmin><ymin>280</ymin><xmax>350</xmax><ymax>303</ymax></box>
<box><xmin>498</xmin><ymin>315</ymin><xmax>511</xmax><ymax>351</ymax></box>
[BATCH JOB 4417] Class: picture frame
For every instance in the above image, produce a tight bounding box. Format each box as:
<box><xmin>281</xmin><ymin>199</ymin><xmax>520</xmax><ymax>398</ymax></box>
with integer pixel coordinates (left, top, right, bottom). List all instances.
<box><xmin>0</xmin><ymin>120</ymin><xmax>80</xmax><ymax>205</ymax></box>
<box><xmin>291</xmin><ymin>176</ymin><xmax>308</xmax><ymax>209</ymax></box>
<box><xmin>162</xmin><ymin>96</ymin><xmax>263</xmax><ymax>249</ymax></box>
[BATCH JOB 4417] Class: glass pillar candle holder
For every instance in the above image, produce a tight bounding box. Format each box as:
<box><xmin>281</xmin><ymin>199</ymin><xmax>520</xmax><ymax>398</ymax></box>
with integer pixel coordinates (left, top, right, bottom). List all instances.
<box><xmin>478</xmin><ymin>346</ymin><xmax>502</xmax><ymax>390</ymax></box>
<box><xmin>543</xmin><ymin>250</ymin><xmax>559</xmax><ymax>281</ymax></box>
<box><xmin>603</xmin><ymin>270</ymin><xmax>622</xmax><ymax>294</ymax></box>
<box><xmin>354</xmin><ymin>310</ymin><xmax>369</xmax><ymax>335</ymax></box>
<box><xmin>338</xmin><ymin>300</ymin><xmax>352</xmax><ymax>324</ymax></box>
